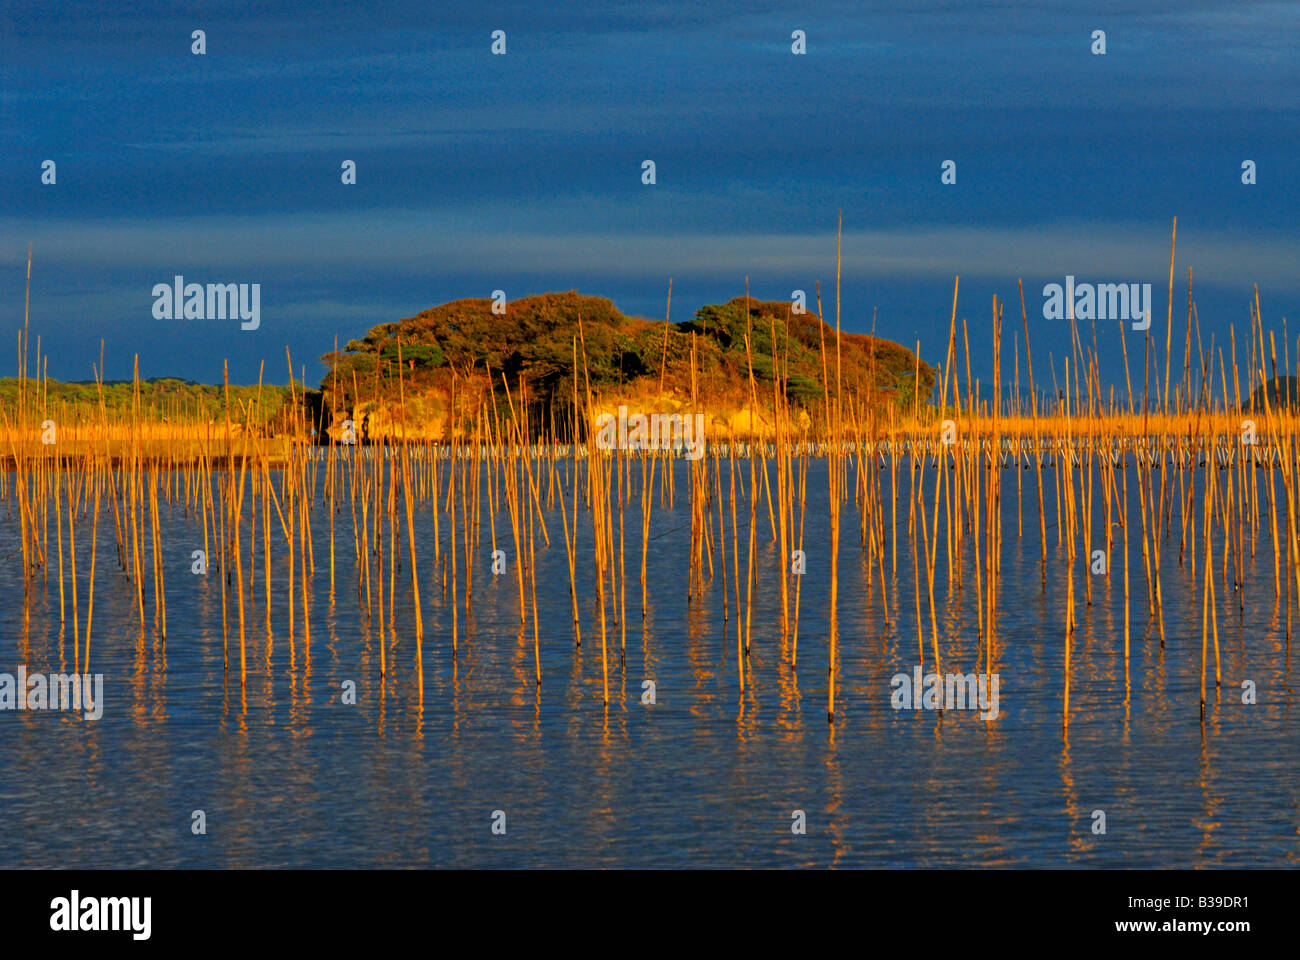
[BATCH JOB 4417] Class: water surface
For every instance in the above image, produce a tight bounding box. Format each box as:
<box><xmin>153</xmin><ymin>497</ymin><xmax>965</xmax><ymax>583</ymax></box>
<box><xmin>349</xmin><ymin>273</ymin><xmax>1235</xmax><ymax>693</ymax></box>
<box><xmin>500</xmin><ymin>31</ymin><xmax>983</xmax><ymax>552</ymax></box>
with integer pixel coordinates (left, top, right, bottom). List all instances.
<box><xmin>1</xmin><ymin>458</ymin><xmax>1296</xmax><ymax>867</ymax></box>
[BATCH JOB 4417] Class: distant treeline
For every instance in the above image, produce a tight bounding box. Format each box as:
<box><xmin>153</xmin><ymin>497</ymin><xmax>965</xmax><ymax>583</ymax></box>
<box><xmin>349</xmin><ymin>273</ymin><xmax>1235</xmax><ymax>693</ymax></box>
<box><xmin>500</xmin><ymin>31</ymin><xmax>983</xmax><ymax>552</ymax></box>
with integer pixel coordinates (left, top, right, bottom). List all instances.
<box><xmin>0</xmin><ymin>377</ymin><xmax>294</xmax><ymax>425</ymax></box>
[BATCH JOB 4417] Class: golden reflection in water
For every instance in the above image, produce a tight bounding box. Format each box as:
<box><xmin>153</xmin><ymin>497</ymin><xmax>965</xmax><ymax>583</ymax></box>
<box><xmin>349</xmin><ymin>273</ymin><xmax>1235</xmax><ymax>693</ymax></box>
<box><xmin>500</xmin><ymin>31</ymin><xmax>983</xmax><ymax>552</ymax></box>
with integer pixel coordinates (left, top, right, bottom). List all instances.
<box><xmin>1098</xmin><ymin>537</ymin><xmax>1117</xmax><ymax>662</ymax></box>
<box><xmin>563</xmin><ymin>628</ymin><xmax>585</xmax><ymax>743</ymax></box>
<box><xmin>1264</xmin><ymin>593</ymin><xmax>1284</xmax><ymax>680</ymax></box>
<box><xmin>20</xmin><ymin>601</ymin><xmax>31</xmax><ymax>665</ymax></box>
<box><xmin>530</xmin><ymin>673</ymin><xmax>539</xmax><ymax>733</ymax></box>
<box><xmin>1122</xmin><ymin>641</ymin><xmax>1132</xmax><ymax>736</ymax></box>
<box><xmin>940</xmin><ymin>585</ymin><xmax>965</xmax><ymax>672</ymax></box>
<box><xmin>413</xmin><ymin>625</ymin><xmax>426</xmax><ymax>743</ymax></box>
<box><xmin>132</xmin><ymin>616</ymin><xmax>147</xmax><ymax>725</ymax></box>
<box><xmin>509</xmin><ymin>622</ymin><xmax>529</xmax><ymax>711</ymax></box>
<box><xmin>640</xmin><ymin>599</ymin><xmax>659</xmax><ymax>721</ymax></box>
<box><xmin>1149</xmin><ymin>622</ymin><xmax>1166</xmax><ymax>718</ymax></box>
<box><xmin>1060</xmin><ymin>729</ymin><xmax>1087</xmax><ymax>857</ymax></box>
<box><xmin>260</xmin><ymin>622</ymin><xmax>275</xmax><ymax>722</ymax></box>
<box><xmin>295</xmin><ymin>608</ymin><xmax>315</xmax><ymax>734</ymax></box>
<box><xmin>588</xmin><ymin>697</ymin><xmax>620</xmax><ymax>868</ymax></box>
<box><xmin>153</xmin><ymin>624</ymin><xmax>168</xmax><ymax>722</ymax></box>
<box><xmin>356</xmin><ymin>609</ymin><xmax>374</xmax><ymax>727</ymax></box>
<box><xmin>1194</xmin><ymin>711</ymin><xmax>1223</xmax><ymax>866</ymax></box>
<box><xmin>684</xmin><ymin>577</ymin><xmax>716</xmax><ymax>722</ymax></box>
<box><xmin>287</xmin><ymin>622</ymin><xmax>297</xmax><ymax>705</ymax></box>
<box><xmin>302</xmin><ymin>571</ymin><xmax>314</xmax><ymax>666</ymax></box>
<box><xmin>967</xmin><ymin>716</ymin><xmax>1014</xmax><ymax>866</ymax></box>
<box><xmin>505</xmin><ymin>624</ymin><xmax>536</xmax><ymax>737</ymax></box>
<box><xmin>225</xmin><ymin>703</ymin><xmax>254</xmax><ymax>868</ymax></box>
<box><xmin>824</xmin><ymin>723</ymin><xmax>845</xmax><ymax>868</ymax></box>
<box><xmin>776</xmin><ymin>605</ymin><xmax>802</xmax><ymax>740</ymax></box>
<box><xmin>451</xmin><ymin>634</ymin><xmax>463</xmax><ymax>734</ymax></box>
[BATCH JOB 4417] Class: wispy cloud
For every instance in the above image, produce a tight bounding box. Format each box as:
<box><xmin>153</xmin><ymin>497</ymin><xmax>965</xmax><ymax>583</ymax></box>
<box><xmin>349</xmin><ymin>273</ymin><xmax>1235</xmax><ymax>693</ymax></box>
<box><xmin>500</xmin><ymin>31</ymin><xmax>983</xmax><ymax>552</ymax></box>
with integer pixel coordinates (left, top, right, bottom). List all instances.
<box><xmin>4</xmin><ymin>212</ymin><xmax>1295</xmax><ymax>288</ymax></box>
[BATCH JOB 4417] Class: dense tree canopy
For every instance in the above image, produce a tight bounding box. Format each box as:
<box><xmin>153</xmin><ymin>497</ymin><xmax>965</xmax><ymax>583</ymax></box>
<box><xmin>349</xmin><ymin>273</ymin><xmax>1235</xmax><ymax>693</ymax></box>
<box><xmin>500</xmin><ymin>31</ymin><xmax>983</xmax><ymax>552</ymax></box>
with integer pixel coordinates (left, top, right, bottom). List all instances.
<box><xmin>321</xmin><ymin>291</ymin><xmax>936</xmax><ymax>418</ymax></box>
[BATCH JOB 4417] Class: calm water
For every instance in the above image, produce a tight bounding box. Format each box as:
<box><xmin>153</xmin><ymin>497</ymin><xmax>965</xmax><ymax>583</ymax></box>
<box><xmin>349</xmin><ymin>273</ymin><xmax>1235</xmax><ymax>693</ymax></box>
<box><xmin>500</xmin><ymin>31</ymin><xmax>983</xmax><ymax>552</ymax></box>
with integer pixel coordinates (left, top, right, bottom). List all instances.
<box><xmin>1</xmin><ymin>457</ymin><xmax>1297</xmax><ymax>868</ymax></box>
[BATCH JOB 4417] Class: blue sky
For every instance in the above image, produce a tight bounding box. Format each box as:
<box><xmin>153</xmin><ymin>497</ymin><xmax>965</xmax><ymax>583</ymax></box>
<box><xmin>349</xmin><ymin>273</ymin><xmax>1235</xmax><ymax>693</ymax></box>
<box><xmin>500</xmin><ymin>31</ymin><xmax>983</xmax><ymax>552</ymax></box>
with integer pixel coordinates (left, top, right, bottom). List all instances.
<box><xmin>3</xmin><ymin>0</ymin><xmax>1297</xmax><ymax>389</ymax></box>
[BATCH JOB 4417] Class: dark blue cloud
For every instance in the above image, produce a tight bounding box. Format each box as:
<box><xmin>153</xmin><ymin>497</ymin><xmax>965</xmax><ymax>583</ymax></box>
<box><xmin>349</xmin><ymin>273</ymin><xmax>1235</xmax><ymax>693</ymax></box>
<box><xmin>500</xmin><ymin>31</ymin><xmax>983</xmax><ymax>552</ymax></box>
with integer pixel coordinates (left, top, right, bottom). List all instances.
<box><xmin>2</xmin><ymin>1</ymin><xmax>1297</xmax><ymax>387</ymax></box>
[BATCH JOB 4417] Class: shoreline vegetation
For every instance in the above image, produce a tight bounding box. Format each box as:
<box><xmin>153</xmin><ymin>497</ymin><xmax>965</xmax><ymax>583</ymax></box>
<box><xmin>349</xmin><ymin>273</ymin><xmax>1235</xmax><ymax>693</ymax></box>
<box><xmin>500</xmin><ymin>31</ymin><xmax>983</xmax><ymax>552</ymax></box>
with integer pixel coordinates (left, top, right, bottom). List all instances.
<box><xmin>4</xmin><ymin>220</ymin><xmax>1300</xmax><ymax>726</ymax></box>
